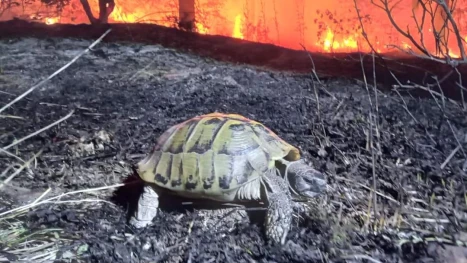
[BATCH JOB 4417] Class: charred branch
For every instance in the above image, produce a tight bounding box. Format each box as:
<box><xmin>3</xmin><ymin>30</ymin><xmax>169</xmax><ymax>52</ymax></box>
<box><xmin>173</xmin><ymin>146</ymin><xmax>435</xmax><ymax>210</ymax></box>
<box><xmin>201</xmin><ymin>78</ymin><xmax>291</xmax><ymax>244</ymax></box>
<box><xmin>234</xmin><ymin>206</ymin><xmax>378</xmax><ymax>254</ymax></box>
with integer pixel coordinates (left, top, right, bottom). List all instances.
<box><xmin>412</xmin><ymin>0</ymin><xmax>466</xmax><ymax>61</ymax></box>
<box><xmin>79</xmin><ymin>0</ymin><xmax>97</xmax><ymax>24</ymax></box>
<box><xmin>362</xmin><ymin>0</ymin><xmax>466</xmax><ymax>65</ymax></box>
<box><xmin>0</xmin><ymin>1</ymin><xmax>20</xmax><ymax>18</ymax></box>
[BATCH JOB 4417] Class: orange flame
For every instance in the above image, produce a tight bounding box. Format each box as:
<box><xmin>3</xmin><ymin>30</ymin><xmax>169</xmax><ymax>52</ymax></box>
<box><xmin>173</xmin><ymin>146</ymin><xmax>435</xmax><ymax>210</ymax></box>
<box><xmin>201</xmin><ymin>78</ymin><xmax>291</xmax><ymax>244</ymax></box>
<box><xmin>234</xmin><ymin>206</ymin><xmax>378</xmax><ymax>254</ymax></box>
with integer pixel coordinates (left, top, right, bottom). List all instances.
<box><xmin>6</xmin><ymin>0</ymin><xmax>467</xmax><ymax>57</ymax></box>
<box><xmin>45</xmin><ymin>17</ymin><xmax>59</xmax><ymax>25</ymax></box>
<box><xmin>232</xmin><ymin>14</ymin><xmax>244</xmax><ymax>39</ymax></box>
<box><xmin>195</xmin><ymin>22</ymin><xmax>209</xmax><ymax>34</ymax></box>
<box><xmin>318</xmin><ymin>27</ymin><xmax>358</xmax><ymax>52</ymax></box>
<box><xmin>111</xmin><ymin>5</ymin><xmax>140</xmax><ymax>22</ymax></box>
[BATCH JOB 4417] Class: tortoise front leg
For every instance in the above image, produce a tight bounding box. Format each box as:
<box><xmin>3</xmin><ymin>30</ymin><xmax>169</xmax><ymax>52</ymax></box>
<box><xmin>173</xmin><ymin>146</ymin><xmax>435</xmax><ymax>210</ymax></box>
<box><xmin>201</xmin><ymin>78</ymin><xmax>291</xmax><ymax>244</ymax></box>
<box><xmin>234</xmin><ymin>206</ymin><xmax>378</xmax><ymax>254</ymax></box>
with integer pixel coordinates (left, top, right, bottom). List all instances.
<box><xmin>263</xmin><ymin>169</ymin><xmax>293</xmax><ymax>245</ymax></box>
<box><xmin>129</xmin><ymin>184</ymin><xmax>160</xmax><ymax>228</ymax></box>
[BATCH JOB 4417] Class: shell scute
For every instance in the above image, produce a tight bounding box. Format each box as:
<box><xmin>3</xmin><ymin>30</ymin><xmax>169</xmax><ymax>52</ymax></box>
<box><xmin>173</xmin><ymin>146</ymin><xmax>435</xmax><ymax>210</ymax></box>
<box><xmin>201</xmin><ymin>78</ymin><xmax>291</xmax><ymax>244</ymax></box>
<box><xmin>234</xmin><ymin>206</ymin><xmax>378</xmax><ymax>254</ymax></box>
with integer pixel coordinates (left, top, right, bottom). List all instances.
<box><xmin>169</xmin><ymin>153</ymin><xmax>184</xmax><ymax>189</ymax></box>
<box><xmin>198</xmin><ymin>150</ymin><xmax>215</xmax><ymax>190</ymax></box>
<box><xmin>137</xmin><ymin>113</ymin><xmax>301</xmax><ymax>196</ymax></box>
<box><xmin>153</xmin><ymin>152</ymin><xmax>172</xmax><ymax>185</ymax></box>
<box><xmin>215</xmin><ymin>121</ymin><xmax>261</xmax><ymax>156</ymax></box>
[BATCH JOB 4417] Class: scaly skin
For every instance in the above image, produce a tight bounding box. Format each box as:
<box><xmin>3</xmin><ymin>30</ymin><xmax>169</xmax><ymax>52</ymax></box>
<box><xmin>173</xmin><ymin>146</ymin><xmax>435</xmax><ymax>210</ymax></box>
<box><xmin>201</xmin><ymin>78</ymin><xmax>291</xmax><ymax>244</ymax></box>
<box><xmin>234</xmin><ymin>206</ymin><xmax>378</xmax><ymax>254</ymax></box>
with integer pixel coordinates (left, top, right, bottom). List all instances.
<box><xmin>130</xmin><ymin>171</ymin><xmax>295</xmax><ymax>245</ymax></box>
<box><xmin>283</xmin><ymin>159</ymin><xmax>327</xmax><ymax>198</ymax></box>
<box><xmin>129</xmin><ymin>184</ymin><xmax>160</xmax><ymax>228</ymax></box>
<box><xmin>263</xmin><ymin>169</ymin><xmax>293</xmax><ymax>245</ymax></box>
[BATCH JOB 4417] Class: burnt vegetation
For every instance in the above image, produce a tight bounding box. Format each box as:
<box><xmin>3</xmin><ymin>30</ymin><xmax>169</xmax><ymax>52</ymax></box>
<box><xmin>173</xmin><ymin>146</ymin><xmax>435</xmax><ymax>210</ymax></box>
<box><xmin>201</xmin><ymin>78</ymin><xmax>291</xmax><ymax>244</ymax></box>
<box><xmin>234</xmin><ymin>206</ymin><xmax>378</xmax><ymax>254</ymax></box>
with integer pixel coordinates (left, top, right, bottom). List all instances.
<box><xmin>1</xmin><ymin>0</ymin><xmax>467</xmax><ymax>262</ymax></box>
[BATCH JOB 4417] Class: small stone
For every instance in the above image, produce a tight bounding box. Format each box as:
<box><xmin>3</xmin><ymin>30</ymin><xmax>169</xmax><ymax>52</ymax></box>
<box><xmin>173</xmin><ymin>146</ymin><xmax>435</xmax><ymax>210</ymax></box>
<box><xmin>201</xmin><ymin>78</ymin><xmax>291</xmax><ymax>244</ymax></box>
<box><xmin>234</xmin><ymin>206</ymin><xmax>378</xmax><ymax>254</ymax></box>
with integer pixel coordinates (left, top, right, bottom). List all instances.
<box><xmin>62</xmin><ymin>251</ymin><xmax>75</xmax><ymax>259</ymax></box>
<box><xmin>318</xmin><ymin>147</ymin><xmax>327</xmax><ymax>157</ymax></box>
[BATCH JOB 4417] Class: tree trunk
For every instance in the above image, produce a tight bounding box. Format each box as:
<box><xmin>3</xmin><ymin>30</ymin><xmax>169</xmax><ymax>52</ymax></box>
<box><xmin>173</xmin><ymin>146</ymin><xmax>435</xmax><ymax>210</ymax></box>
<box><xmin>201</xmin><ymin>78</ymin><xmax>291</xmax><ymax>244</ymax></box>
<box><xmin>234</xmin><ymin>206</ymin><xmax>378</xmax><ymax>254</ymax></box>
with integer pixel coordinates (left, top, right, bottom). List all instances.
<box><xmin>178</xmin><ymin>0</ymin><xmax>195</xmax><ymax>31</ymax></box>
<box><xmin>79</xmin><ymin>0</ymin><xmax>115</xmax><ymax>24</ymax></box>
<box><xmin>99</xmin><ymin>0</ymin><xmax>115</xmax><ymax>24</ymax></box>
<box><xmin>80</xmin><ymin>0</ymin><xmax>98</xmax><ymax>24</ymax></box>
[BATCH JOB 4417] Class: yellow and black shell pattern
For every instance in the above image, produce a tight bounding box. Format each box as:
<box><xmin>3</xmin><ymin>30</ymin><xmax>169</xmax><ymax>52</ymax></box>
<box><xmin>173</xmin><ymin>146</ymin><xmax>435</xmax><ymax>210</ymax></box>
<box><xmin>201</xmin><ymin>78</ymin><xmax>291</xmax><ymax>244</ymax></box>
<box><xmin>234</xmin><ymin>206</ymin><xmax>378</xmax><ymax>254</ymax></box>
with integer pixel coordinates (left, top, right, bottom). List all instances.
<box><xmin>137</xmin><ymin>113</ymin><xmax>301</xmax><ymax>198</ymax></box>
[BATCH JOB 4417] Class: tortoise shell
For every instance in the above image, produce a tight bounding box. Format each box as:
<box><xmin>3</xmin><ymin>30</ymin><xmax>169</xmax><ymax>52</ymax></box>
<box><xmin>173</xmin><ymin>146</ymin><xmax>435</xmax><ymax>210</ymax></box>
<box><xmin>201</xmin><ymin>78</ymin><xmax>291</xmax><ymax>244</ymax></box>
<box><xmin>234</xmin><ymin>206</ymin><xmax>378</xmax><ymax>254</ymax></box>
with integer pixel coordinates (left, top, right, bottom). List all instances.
<box><xmin>137</xmin><ymin>113</ymin><xmax>300</xmax><ymax>198</ymax></box>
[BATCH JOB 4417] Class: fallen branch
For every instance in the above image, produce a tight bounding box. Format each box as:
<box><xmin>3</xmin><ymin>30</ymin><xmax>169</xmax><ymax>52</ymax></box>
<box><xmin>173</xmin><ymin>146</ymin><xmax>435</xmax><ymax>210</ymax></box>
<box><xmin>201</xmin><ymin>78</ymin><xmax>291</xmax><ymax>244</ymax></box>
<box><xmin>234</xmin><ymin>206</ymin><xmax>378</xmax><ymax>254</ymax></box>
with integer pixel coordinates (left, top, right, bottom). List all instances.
<box><xmin>2</xmin><ymin>110</ymin><xmax>74</xmax><ymax>151</ymax></box>
<box><xmin>0</xmin><ymin>29</ymin><xmax>112</xmax><ymax>115</ymax></box>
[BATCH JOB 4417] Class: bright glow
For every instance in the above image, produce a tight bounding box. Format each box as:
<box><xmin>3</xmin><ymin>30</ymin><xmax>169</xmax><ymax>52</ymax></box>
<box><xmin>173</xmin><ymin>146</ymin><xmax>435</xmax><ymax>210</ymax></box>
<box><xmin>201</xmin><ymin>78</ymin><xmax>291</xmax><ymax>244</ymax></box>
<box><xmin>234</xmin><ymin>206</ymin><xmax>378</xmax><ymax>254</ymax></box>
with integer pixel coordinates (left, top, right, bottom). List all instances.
<box><xmin>45</xmin><ymin>17</ymin><xmax>59</xmax><ymax>25</ymax></box>
<box><xmin>319</xmin><ymin>27</ymin><xmax>358</xmax><ymax>52</ymax></box>
<box><xmin>6</xmin><ymin>0</ymin><xmax>467</xmax><ymax>57</ymax></box>
<box><xmin>232</xmin><ymin>14</ymin><xmax>244</xmax><ymax>39</ymax></box>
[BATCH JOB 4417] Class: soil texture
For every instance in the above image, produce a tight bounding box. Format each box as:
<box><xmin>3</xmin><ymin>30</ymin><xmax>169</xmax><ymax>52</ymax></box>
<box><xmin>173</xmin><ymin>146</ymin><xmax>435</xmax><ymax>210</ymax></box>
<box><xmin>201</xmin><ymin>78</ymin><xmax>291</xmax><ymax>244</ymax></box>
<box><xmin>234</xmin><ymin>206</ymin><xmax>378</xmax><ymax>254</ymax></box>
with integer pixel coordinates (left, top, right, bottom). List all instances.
<box><xmin>0</xmin><ymin>34</ymin><xmax>466</xmax><ymax>263</ymax></box>
<box><xmin>0</xmin><ymin>19</ymin><xmax>466</xmax><ymax>101</ymax></box>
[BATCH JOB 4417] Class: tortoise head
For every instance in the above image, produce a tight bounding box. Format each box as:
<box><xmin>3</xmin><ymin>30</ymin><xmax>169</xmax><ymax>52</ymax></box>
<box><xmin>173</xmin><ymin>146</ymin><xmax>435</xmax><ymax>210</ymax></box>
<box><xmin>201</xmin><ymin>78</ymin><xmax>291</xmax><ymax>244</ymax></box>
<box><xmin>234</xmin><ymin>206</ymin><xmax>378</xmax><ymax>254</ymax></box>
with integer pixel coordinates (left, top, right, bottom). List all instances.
<box><xmin>284</xmin><ymin>160</ymin><xmax>327</xmax><ymax>198</ymax></box>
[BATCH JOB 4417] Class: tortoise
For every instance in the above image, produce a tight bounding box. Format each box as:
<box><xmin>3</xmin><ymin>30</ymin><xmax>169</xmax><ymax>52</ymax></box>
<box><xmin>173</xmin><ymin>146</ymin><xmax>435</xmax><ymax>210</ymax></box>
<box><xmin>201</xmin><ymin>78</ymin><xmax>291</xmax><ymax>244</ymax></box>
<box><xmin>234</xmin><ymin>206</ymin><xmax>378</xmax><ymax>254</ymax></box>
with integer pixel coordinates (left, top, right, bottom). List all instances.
<box><xmin>129</xmin><ymin>112</ymin><xmax>327</xmax><ymax>245</ymax></box>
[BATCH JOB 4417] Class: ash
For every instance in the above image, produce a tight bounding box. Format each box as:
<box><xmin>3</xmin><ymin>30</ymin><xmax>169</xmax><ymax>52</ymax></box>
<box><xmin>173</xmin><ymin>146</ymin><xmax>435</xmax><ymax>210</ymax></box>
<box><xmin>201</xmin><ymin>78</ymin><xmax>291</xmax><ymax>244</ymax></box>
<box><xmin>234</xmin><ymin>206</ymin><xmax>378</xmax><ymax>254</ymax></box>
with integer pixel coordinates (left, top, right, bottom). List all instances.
<box><xmin>0</xmin><ymin>37</ymin><xmax>466</xmax><ymax>263</ymax></box>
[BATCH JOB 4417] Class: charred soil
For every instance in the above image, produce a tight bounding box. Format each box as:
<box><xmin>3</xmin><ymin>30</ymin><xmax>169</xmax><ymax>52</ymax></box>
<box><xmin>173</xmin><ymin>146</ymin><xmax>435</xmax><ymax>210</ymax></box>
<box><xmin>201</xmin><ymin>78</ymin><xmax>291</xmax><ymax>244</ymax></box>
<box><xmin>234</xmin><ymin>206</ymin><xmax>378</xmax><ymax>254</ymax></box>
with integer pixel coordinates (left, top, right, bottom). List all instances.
<box><xmin>0</xmin><ymin>20</ymin><xmax>467</xmax><ymax>102</ymax></box>
<box><xmin>0</xmin><ymin>31</ymin><xmax>466</xmax><ymax>263</ymax></box>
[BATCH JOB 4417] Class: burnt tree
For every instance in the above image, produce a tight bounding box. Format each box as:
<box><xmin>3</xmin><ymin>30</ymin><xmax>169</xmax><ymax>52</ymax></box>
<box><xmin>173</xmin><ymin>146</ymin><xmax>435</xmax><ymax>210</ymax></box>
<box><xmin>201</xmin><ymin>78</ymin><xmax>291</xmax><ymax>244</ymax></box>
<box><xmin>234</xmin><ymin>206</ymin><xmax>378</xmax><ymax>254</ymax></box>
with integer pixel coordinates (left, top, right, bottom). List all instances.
<box><xmin>80</xmin><ymin>0</ymin><xmax>115</xmax><ymax>24</ymax></box>
<box><xmin>178</xmin><ymin>0</ymin><xmax>195</xmax><ymax>31</ymax></box>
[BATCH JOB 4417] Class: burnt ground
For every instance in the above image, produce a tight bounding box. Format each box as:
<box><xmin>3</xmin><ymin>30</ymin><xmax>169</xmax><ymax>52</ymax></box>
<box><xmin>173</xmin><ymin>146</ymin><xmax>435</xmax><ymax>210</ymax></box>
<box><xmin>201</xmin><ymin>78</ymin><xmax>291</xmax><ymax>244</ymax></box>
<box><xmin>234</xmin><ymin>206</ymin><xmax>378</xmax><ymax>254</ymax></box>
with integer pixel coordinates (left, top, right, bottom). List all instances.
<box><xmin>1</xmin><ymin>19</ymin><xmax>467</xmax><ymax>102</ymax></box>
<box><xmin>0</xmin><ymin>28</ymin><xmax>466</xmax><ymax>262</ymax></box>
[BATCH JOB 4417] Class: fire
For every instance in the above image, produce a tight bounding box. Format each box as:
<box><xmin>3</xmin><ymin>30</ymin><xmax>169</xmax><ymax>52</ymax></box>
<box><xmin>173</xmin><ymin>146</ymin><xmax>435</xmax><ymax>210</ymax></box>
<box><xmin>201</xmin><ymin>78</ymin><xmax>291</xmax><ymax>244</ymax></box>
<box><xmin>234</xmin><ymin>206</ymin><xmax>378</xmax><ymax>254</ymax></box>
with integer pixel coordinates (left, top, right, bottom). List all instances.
<box><xmin>195</xmin><ymin>22</ymin><xmax>209</xmax><ymax>34</ymax></box>
<box><xmin>232</xmin><ymin>14</ymin><xmax>244</xmax><ymax>39</ymax></box>
<box><xmin>45</xmin><ymin>17</ymin><xmax>59</xmax><ymax>25</ymax></box>
<box><xmin>448</xmin><ymin>51</ymin><xmax>460</xmax><ymax>58</ymax></box>
<box><xmin>110</xmin><ymin>5</ymin><xmax>140</xmax><ymax>23</ymax></box>
<box><xmin>319</xmin><ymin>27</ymin><xmax>358</xmax><ymax>52</ymax></box>
<box><xmin>402</xmin><ymin>42</ymin><xmax>412</xmax><ymax>50</ymax></box>
<box><xmin>3</xmin><ymin>0</ymin><xmax>467</xmax><ymax>58</ymax></box>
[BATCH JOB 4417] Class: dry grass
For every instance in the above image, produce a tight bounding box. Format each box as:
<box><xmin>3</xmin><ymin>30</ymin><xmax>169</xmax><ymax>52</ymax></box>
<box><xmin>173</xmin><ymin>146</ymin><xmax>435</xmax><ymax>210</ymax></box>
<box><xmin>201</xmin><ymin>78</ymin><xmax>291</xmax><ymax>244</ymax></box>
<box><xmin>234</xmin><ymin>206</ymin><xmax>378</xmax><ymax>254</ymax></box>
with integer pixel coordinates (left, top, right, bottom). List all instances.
<box><xmin>294</xmin><ymin>1</ymin><xmax>467</xmax><ymax>261</ymax></box>
<box><xmin>0</xmin><ymin>183</ymin><xmax>123</xmax><ymax>262</ymax></box>
<box><xmin>0</xmin><ymin>29</ymin><xmax>113</xmax><ymax>262</ymax></box>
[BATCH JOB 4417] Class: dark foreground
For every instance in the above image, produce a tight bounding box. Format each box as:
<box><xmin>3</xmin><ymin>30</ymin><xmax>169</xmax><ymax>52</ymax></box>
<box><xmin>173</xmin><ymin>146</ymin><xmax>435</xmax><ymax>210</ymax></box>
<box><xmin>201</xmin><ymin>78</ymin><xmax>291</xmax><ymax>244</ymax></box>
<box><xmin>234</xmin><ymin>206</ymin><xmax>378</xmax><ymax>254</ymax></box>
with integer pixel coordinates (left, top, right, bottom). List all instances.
<box><xmin>0</xmin><ymin>35</ymin><xmax>466</xmax><ymax>263</ymax></box>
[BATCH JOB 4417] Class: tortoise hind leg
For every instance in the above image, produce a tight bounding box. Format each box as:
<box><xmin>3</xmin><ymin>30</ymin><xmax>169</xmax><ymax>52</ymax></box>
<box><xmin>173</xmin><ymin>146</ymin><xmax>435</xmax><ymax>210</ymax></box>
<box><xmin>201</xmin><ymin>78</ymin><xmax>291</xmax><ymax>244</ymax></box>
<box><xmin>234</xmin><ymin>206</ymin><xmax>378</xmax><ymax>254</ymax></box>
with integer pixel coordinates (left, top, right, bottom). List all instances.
<box><xmin>129</xmin><ymin>184</ymin><xmax>160</xmax><ymax>228</ymax></box>
<box><xmin>263</xmin><ymin>169</ymin><xmax>293</xmax><ymax>245</ymax></box>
